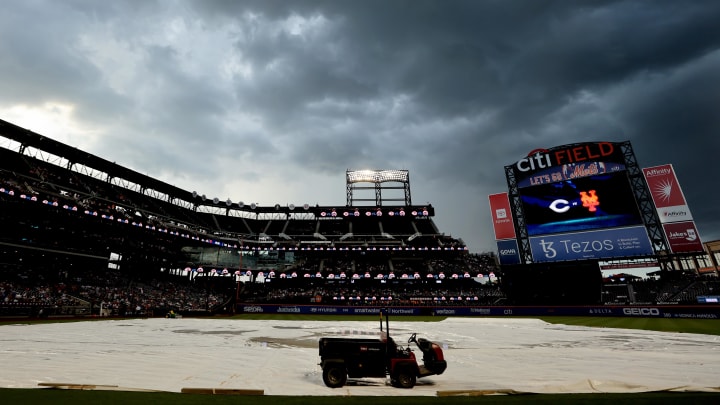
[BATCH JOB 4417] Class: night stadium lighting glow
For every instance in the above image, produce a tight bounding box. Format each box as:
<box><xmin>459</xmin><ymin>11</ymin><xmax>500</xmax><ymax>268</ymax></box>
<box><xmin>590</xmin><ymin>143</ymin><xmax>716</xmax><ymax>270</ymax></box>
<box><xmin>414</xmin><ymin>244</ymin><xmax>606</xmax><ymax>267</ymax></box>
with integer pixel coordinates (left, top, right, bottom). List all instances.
<box><xmin>346</xmin><ymin>169</ymin><xmax>409</xmax><ymax>183</ymax></box>
<box><xmin>2</xmin><ymin>184</ymin><xmax>465</xmax><ymax>255</ymax></box>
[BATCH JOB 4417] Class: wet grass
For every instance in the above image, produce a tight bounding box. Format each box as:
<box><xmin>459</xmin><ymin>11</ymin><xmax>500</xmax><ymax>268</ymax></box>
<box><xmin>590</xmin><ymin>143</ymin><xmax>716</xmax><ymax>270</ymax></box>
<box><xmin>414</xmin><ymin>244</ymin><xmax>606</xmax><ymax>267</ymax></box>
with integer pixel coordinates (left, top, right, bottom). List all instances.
<box><xmin>539</xmin><ymin>316</ymin><xmax>720</xmax><ymax>336</ymax></box>
<box><xmin>0</xmin><ymin>388</ymin><xmax>718</xmax><ymax>405</ymax></box>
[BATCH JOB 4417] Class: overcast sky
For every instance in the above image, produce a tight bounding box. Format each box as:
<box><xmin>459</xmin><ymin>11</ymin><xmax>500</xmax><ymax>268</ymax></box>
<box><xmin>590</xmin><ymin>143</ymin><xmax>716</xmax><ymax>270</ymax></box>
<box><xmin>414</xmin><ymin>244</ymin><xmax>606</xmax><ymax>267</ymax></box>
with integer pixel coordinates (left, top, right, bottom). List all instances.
<box><xmin>1</xmin><ymin>0</ymin><xmax>719</xmax><ymax>253</ymax></box>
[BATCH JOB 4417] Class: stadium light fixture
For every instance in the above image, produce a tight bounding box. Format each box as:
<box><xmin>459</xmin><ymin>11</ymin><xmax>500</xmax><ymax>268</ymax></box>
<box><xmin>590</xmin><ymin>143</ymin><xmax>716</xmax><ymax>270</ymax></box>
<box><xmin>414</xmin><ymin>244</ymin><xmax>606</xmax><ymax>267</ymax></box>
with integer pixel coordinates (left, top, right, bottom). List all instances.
<box><xmin>346</xmin><ymin>169</ymin><xmax>409</xmax><ymax>184</ymax></box>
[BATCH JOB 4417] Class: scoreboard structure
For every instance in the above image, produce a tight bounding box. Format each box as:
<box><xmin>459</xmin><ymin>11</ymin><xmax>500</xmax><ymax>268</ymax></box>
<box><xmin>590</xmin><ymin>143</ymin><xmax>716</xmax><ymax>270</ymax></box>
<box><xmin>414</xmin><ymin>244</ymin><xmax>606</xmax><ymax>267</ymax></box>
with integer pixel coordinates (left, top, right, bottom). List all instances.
<box><xmin>492</xmin><ymin>141</ymin><xmax>702</xmax><ymax>269</ymax></box>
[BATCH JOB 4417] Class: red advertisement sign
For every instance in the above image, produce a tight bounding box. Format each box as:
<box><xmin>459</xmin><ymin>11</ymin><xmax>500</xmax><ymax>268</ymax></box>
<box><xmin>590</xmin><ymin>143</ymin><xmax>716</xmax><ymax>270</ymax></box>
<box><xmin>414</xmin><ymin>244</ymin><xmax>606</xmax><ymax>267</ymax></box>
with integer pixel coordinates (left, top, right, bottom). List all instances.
<box><xmin>643</xmin><ymin>164</ymin><xmax>694</xmax><ymax>223</ymax></box>
<box><xmin>488</xmin><ymin>193</ymin><xmax>516</xmax><ymax>240</ymax></box>
<box><xmin>663</xmin><ymin>221</ymin><xmax>704</xmax><ymax>253</ymax></box>
<box><xmin>643</xmin><ymin>164</ymin><xmax>687</xmax><ymax>208</ymax></box>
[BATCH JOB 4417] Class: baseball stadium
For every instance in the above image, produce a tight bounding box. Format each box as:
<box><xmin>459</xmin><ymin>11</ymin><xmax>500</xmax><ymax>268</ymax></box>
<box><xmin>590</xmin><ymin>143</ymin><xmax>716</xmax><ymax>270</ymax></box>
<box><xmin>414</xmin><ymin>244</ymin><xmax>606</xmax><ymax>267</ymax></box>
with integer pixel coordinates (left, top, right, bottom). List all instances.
<box><xmin>1</xmin><ymin>118</ymin><xmax>719</xmax><ymax>404</ymax></box>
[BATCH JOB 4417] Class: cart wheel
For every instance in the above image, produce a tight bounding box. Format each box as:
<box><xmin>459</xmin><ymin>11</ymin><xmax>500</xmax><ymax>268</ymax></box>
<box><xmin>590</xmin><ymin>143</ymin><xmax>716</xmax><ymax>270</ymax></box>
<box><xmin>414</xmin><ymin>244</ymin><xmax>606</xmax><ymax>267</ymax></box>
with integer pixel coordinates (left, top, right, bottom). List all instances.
<box><xmin>322</xmin><ymin>363</ymin><xmax>347</xmax><ymax>388</ymax></box>
<box><xmin>394</xmin><ymin>367</ymin><xmax>416</xmax><ymax>389</ymax></box>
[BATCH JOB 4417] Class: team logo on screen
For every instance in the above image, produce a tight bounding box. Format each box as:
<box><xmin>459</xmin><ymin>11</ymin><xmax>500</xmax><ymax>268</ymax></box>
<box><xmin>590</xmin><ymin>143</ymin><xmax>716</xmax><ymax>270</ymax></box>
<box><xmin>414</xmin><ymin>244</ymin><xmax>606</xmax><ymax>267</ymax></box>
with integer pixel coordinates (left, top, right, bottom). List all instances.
<box><xmin>579</xmin><ymin>190</ymin><xmax>599</xmax><ymax>212</ymax></box>
<box><xmin>549</xmin><ymin>199</ymin><xmax>572</xmax><ymax>213</ymax></box>
<box><xmin>548</xmin><ymin>190</ymin><xmax>599</xmax><ymax>214</ymax></box>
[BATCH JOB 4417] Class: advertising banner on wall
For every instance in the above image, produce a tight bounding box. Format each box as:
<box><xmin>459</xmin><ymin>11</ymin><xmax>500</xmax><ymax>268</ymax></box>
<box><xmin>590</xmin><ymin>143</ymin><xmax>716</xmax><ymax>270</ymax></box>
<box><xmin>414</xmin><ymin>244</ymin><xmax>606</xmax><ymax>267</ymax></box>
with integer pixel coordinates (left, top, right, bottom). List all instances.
<box><xmin>662</xmin><ymin>221</ymin><xmax>704</xmax><ymax>253</ymax></box>
<box><xmin>643</xmin><ymin>164</ymin><xmax>703</xmax><ymax>253</ymax></box>
<box><xmin>528</xmin><ymin>225</ymin><xmax>654</xmax><ymax>262</ymax></box>
<box><xmin>488</xmin><ymin>192</ymin><xmax>516</xmax><ymax>240</ymax></box>
<box><xmin>237</xmin><ymin>304</ymin><xmax>719</xmax><ymax>318</ymax></box>
<box><xmin>642</xmin><ymin>164</ymin><xmax>693</xmax><ymax>223</ymax></box>
<box><xmin>496</xmin><ymin>239</ymin><xmax>521</xmax><ymax>265</ymax></box>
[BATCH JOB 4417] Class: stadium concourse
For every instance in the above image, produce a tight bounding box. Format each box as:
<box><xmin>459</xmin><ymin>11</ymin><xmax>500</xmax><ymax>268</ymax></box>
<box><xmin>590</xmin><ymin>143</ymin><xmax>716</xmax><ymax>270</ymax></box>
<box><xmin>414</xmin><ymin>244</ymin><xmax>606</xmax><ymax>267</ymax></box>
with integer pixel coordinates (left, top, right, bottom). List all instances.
<box><xmin>1</xmin><ymin>317</ymin><xmax>719</xmax><ymax>395</ymax></box>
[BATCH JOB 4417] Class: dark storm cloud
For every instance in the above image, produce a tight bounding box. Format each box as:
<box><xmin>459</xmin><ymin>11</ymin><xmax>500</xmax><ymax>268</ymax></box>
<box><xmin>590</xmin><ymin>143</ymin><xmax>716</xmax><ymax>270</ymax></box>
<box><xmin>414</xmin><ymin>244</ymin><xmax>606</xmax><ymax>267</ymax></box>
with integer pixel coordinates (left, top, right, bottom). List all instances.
<box><xmin>611</xmin><ymin>51</ymin><xmax>720</xmax><ymax>235</ymax></box>
<box><xmin>1</xmin><ymin>0</ymin><xmax>719</xmax><ymax>251</ymax></box>
<box><xmin>0</xmin><ymin>3</ymin><xmax>102</xmax><ymax>102</ymax></box>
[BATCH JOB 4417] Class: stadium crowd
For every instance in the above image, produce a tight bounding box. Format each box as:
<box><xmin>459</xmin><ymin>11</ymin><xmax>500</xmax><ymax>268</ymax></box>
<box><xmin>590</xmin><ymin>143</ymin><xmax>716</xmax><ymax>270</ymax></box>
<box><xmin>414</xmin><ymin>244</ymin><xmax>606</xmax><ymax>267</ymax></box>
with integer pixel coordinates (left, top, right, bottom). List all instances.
<box><xmin>1</xmin><ymin>130</ymin><xmax>718</xmax><ymax>319</ymax></box>
<box><xmin>2</xmin><ymin>261</ymin><xmax>719</xmax><ymax>318</ymax></box>
<box><xmin>601</xmin><ymin>273</ymin><xmax>720</xmax><ymax>305</ymax></box>
<box><xmin>0</xmin><ymin>267</ymin><xmax>227</xmax><ymax>317</ymax></box>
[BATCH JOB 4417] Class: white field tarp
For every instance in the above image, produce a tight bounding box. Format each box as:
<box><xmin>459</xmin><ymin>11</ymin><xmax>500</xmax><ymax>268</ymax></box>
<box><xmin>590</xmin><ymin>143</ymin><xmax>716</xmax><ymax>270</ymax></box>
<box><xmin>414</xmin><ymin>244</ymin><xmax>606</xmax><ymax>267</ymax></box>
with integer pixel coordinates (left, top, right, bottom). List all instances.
<box><xmin>1</xmin><ymin>317</ymin><xmax>719</xmax><ymax>396</ymax></box>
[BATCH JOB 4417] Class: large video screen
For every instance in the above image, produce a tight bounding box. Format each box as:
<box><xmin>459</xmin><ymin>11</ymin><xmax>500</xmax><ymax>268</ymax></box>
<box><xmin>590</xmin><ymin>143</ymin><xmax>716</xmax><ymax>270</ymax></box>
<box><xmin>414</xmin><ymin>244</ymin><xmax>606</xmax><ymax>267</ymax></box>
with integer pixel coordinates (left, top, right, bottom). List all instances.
<box><xmin>519</xmin><ymin>171</ymin><xmax>643</xmax><ymax>236</ymax></box>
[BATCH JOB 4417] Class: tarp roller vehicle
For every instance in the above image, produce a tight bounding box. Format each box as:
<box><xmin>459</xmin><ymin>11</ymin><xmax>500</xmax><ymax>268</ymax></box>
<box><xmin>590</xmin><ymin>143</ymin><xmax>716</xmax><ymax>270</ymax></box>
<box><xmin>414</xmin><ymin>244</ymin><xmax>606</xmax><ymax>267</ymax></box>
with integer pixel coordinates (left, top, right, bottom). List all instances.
<box><xmin>318</xmin><ymin>309</ymin><xmax>446</xmax><ymax>388</ymax></box>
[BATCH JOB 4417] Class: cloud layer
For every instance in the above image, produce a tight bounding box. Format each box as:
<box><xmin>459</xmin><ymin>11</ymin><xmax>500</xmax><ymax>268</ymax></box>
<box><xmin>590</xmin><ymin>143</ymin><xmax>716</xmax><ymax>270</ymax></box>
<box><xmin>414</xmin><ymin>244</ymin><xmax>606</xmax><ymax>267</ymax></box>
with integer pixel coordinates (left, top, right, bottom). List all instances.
<box><xmin>2</xmin><ymin>0</ymin><xmax>719</xmax><ymax>252</ymax></box>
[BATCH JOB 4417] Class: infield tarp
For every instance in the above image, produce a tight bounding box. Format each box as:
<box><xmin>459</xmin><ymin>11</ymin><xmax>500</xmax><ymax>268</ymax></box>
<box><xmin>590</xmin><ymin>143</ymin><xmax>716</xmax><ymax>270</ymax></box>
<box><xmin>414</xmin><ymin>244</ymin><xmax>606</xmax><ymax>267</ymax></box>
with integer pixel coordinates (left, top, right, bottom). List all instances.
<box><xmin>1</xmin><ymin>317</ymin><xmax>719</xmax><ymax>396</ymax></box>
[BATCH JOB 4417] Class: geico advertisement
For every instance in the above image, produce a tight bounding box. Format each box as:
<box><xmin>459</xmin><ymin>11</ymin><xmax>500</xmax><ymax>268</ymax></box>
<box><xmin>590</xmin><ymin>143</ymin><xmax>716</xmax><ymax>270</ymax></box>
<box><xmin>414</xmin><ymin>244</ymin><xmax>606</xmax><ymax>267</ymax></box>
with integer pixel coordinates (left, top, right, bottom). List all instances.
<box><xmin>529</xmin><ymin>226</ymin><xmax>653</xmax><ymax>262</ymax></box>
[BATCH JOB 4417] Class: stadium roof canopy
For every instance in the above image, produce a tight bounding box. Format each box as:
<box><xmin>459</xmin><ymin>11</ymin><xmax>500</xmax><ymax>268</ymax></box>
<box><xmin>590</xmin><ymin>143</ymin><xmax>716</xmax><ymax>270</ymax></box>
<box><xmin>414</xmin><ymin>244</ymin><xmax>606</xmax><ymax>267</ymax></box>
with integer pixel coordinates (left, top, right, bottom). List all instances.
<box><xmin>0</xmin><ymin>119</ymin><xmax>434</xmax><ymax>218</ymax></box>
<box><xmin>0</xmin><ymin>118</ymin><xmax>195</xmax><ymax>203</ymax></box>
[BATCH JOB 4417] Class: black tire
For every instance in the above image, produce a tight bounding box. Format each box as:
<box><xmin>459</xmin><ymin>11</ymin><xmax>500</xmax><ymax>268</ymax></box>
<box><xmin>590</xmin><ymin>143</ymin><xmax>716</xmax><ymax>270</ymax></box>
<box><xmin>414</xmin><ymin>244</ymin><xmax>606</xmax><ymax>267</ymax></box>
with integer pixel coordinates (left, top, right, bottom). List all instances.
<box><xmin>322</xmin><ymin>363</ymin><xmax>347</xmax><ymax>388</ymax></box>
<box><xmin>394</xmin><ymin>367</ymin><xmax>416</xmax><ymax>389</ymax></box>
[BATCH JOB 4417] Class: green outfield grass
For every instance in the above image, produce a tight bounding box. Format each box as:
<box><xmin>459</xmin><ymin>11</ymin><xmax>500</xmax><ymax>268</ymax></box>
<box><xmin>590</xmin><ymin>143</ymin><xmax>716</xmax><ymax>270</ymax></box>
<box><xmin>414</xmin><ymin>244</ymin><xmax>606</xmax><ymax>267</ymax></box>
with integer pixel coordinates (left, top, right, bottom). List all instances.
<box><xmin>540</xmin><ymin>316</ymin><xmax>720</xmax><ymax>336</ymax></box>
<box><xmin>0</xmin><ymin>388</ymin><xmax>719</xmax><ymax>405</ymax></box>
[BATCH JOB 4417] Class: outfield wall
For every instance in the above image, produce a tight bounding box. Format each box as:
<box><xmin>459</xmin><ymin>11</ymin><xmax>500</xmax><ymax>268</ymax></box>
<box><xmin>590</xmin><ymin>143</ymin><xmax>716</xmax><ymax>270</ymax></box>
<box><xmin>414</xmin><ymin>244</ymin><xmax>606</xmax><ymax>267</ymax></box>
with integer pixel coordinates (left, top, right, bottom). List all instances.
<box><xmin>237</xmin><ymin>303</ymin><xmax>720</xmax><ymax>319</ymax></box>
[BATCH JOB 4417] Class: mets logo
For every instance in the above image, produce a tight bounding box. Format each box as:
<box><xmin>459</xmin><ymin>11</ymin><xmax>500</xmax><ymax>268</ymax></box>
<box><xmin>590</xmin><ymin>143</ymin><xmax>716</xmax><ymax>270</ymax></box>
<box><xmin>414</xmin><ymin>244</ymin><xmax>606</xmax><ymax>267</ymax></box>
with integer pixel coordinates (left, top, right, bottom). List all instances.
<box><xmin>580</xmin><ymin>190</ymin><xmax>599</xmax><ymax>212</ymax></box>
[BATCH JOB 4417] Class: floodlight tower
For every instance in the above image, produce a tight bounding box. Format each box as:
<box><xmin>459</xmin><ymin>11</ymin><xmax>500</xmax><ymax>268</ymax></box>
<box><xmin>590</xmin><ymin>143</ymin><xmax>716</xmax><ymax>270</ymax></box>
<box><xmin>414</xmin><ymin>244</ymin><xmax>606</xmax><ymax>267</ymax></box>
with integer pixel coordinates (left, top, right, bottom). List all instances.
<box><xmin>346</xmin><ymin>169</ymin><xmax>411</xmax><ymax>206</ymax></box>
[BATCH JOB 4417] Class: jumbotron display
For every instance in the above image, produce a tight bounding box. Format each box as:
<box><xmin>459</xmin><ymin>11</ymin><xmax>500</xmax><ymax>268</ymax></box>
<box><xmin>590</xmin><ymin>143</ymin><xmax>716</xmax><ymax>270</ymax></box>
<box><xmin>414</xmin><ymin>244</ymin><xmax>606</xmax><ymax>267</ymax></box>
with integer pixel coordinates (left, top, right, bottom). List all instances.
<box><xmin>519</xmin><ymin>171</ymin><xmax>644</xmax><ymax>236</ymax></box>
<box><xmin>501</xmin><ymin>141</ymin><xmax>655</xmax><ymax>263</ymax></box>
